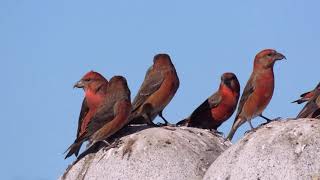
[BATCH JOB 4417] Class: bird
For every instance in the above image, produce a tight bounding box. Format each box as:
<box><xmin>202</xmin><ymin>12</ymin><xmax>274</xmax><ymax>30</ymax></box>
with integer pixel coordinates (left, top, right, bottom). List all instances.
<box><xmin>177</xmin><ymin>72</ymin><xmax>240</xmax><ymax>130</ymax></box>
<box><xmin>84</xmin><ymin>76</ymin><xmax>132</xmax><ymax>146</ymax></box>
<box><xmin>226</xmin><ymin>49</ymin><xmax>286</xmax><ymax>140</ymax></box>
<box><xmin>64</xmin><ymin>71</ymin><xmax>108</xmax><ymax>159</ymax></box>
<box><xmin>292</xmin><ymin>83</ymin><xmax>320</xmax><ymax>104</ymax></box>
<box><xmin>129</xmin><ymin>53</ymin><xmax>180</xmax><ymax>126</ymax></box>
<box><xmin>65</xmin><ymin>76</ymin><xmax>131</xmax><ymax>159</ymax></box>
<box><xmin>296</xmin><ymin>85</ymin><xmax>320</xmax><ymax>119</ymax></box>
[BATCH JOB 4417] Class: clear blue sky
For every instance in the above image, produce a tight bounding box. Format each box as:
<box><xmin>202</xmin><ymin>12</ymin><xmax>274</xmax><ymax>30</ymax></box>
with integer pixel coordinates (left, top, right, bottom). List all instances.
<box><xmin>1</xmin><ymin>0</ymin><xmax>319</xmax><ymax>179</ymax></box>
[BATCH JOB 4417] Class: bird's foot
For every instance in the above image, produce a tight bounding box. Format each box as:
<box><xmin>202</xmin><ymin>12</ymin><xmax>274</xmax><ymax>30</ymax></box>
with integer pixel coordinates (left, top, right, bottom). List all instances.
<box><xmin>102</xmin><ymin>139</ymin><xmax>122</xmax><ymax>152</ymax></box>
<box><xmin>269</xmin><ymin>117</ymin><xmax>282</xmax><ymax>122</ymax></box>
<box><xmin>157</xmin><ymin>122</ymin><xmax>176</xmax><ymax>127</ymax></box>
<box><xmin>244</xmin><ymin>128</ymin><xmax>257</xmax><ymax>135</ymax></box>
<box><xmin>145</xmin><ymin>120</ymin><xmax>160</xmax><ymax>127</ymax></box>
<box><xmin>258</xmin><ymin>117</ymin><xmax>282</xmax><ymax>127</ymax></box>
<box><xmin>149</xmin><ymin>122</ymin><xmax>160</xmax><ymax>127</ymax></box>
<box><xmin>102</xmin><ymin>140</ymin><xmax>111</xmax><ymax>146</ymax></box>
<box><xmin>156</xmin><ymin>122</ymin><xmax>166</xmax><ymax>126</ymax></box>
<box><xmin>210</xmin><ymin>129</ymin><xmax>224</xmax><ymax>136</ymax></box>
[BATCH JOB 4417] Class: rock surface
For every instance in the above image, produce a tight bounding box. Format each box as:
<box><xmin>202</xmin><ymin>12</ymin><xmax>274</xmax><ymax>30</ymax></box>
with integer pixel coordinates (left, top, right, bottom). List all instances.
<box><xmin>203</xmin><ymin>118</ymin><xmax>320</xmax><ymax>180</ymax></box>
<box><xmin>60</xmin><ymin>125</ymin><xmax>231</xmax><ymax>180</ymax></box>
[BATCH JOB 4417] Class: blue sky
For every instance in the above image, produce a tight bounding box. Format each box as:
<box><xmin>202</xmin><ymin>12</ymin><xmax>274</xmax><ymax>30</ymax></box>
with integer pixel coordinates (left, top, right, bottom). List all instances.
<box><xmin>1</xmin><ymin>0</ymin><xmax>319</xmax><ymax>179</ymax></box>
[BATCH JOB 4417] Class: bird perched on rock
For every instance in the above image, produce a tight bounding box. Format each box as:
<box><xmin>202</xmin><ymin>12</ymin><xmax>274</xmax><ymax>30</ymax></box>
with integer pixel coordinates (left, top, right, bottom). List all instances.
<box><xmin>130</xmin><ymin>54</ymin><xmax>179</xmax><ymax>126</ymax></box>
<box><xmin>65</xmin><ymin>75</ymin><xmax>131</xmax><ymax>159</ymax></box>
<box><xmin>292</xmin><ymin>83</ymin><xmax>320</xmax><ymax>104</ymax></box>
<box><xmin>226</xmin><ymin>49</ymin><xmax>286</xmax><ymax>140</ymax></box>
<box><xmin>177</xmin><ymin>72</ymin><xmax>240</xmax><ymax>130</ymax></box>
<box><xmin>65</xmin><ymin>71</ymin><xmax>109</xmax><ymax>158</ymax></box>
<box><xmin>296</xmin><ymin>85</ymin><xmax>320</xmax><ymax>118</ymax></box>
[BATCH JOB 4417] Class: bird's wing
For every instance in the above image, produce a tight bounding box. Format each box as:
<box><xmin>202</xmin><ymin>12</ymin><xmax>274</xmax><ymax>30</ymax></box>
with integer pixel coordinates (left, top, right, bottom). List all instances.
<box><xmin>235</xmin><ymin>76</ymin><xmax>255</xmax><ymax>118</ymax></box>
<box><xmin>131</xmin><ymin>66</ymin><xmax>164</xmax><ymax>112</ymax></box>
<box><xmin>190</xmin><ymin>92</ymin><xmax>222</xmax><ymax>119</ymax></box>
<box><xmin>86</xmin><ymin>101</ymin><xmax>115</xmax><ymax>136</ymax></box>
<box><xmin>75</xmin><ymin>98</ymin><xmax>115</xmax><ymax>143</ymax></box>
<box><xmin>92</xmin><ymin>100</ymin><xmax>132</xmax><ymax>142</ymax></box>
<box><xmin>297</xmin><ymin>94</ymin><xmax>320</xmax><ymax>118</ymax></box>
<box><xmin>297</xmin><ymin>101</ymin><xmax>318</xmax><ymax>118</ymax></box>
<box><xmin>300</xmin><ymin>91</ymin><xmax>313</xmax><ymax>98</ymax></box>
<box><xmin>76</xmin><ymin>98</ymin><xmax>89</xmax><ymax>138</ymax></box>
<box><xmin>292</xmin><ymin>91</ymin><xmax>314</xmax><ymax>104</ymax></box>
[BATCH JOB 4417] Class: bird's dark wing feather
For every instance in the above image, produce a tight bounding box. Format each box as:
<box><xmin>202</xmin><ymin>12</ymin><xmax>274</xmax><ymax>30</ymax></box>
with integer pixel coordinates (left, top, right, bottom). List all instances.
<box><xmin>76</xmin><ymin>98</ymin><xmax>89</xmax><ymax>138</ymax></box>
<box><xmin>190</xmin><ymin>92</ymin><xmax>222</xmax><ymax>119</ymax></box>
<box><xmin>131</xmin><ymin>66</ymin><xmax>164</xmax><ymax>112</ymax></box>
<box><xmin>85</xmin><ymin>101</ymin><xmax>115</xmax><ymax>137</ymax></box>
<box><xmin>236</xmin><ymin>76</ymin><xmax>255</xmax><ymax>118</ymax></box>
<box><xmin>297</xmin><ymin>95</ymin><xmax>320</xmax><ymax>118</ymax></box>
<box><xmin>300</xmin><ymin>91</ymin><xmax>312</xmax><ymax>98</ymax></box>
<box><xmin>297</xmin><ymin>101</ymin><xmax>318</xmax><ymax>118</ymax></box>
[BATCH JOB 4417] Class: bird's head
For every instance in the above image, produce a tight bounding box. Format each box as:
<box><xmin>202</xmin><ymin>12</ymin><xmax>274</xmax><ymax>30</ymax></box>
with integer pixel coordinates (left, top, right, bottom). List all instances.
<box><xmin>107</xmin><ymin>75</ymin><xmax>131</xmax><ymax>100</ymax></box>
<box><xmin>74</xmin><ymin>71</ymin><xmax>108</xmax><ymax>92</ymax></box>
<box><xmin>254</xmin><ymin>49</ymin><xmax>286</xmax><ymax>69</ymax></box>
<box><xmin>221</xmin><ymin>72</ymin><xmax>240</xmax><ymax>93</ymax></box>
<box><xmin>153</xmin><ymin>53</ymin><xmax>173</xmax><ymax>67</ymax></box>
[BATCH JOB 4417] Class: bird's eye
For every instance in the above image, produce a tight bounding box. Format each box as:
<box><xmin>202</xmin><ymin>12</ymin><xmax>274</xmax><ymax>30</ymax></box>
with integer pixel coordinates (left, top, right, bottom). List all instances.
<box><xmin>84</xmin><ymin>78</ymin><xmax>91</xmax><ymax>82</ymax></box>
<box><xmin>267</xmin><ymin>53</ymin><xmax>273</xmax><ymax>57</ymax></box>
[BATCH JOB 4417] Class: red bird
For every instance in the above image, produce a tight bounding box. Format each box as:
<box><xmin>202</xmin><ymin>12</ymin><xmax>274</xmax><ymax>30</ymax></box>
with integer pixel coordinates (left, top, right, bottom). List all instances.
<box><xmin>65</xmin><ymin>76</ymin><xmax>131</xmax><ymax>159</ymax></box>
<box><xmin>65</xmin><ymin>71</ymin><xmax>108</xmax><ymax>158</ymax></box>
<box><xmin>130</xmin><ymin>54</ymin><xmax>179</xmax><ymax>126</ymax></box>
<box><xmin>177</xmin><ymin>73</ymin><xmax>240</xmax><ymax>130</ymax></box>
<box><xmin>296</xmin><ymin>85</ymin><xmax>320</xmax><ymax>118</ymax></box>
<box><xmin>226</xmin><ymin>49</ymin><xmax>286</xmax><ymax>140</ymax></box>
<box><xmin>292</xmin><ymin>83</ymin><xmax>320</xmax><ymax>104</ymax></box>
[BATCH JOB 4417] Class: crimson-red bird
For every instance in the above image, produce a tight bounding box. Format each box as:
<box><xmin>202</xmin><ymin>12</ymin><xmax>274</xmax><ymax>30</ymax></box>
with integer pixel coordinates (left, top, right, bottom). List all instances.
<box><xmin>65</xmin><ymin>71</ymin><xmax>108</xmax><ymax>159</ymax></box>
<box><xmin>130</xmin><ymin>54</ymin><xmax>179</xmax><ymax>126</ymax></box>
<box><xmin>65</xmin><ymin>76</ymin><xmax>131</xmax><ymax>159</ymax></box>
<box><xmin>226</xmin><ymin>49</ymin><xmax>286</xmax><ymax>140</ymax></box>
<box><xmin>292</xmin><ymin>83</ymin><xmax>320</xmax><ymax>104</ymax></box>
<box><xmin>296</xmin><ymin>85</ymin><xmax>320</xmax><ymax>118</ymax></box>
<box><xmin>177</xmin><ymin>72</ymin><xmax>240</xmax><ymax>130</ymax></box>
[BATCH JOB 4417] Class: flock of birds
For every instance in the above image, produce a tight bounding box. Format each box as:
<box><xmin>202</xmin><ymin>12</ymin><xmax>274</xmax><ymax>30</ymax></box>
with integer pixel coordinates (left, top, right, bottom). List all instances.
<box><xmin>64</xmin><ymin>49</ymin><xmax>320</xmax><ymax>160</ymax></box>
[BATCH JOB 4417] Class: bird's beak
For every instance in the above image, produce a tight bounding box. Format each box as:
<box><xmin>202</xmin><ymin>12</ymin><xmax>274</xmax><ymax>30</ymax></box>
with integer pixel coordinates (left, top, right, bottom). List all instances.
<box><xmin>275</xmin><ymin>52</ymin><xmax>286</xmax><ymax>61</ymax></box>
<box><xmin>73</xmin><ymin>80</ymin><xmax>85</xmax><ymax>89</ymax></box>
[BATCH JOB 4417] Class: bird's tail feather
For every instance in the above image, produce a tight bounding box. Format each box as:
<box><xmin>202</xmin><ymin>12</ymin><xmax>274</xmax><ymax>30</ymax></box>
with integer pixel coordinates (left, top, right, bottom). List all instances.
<box><xmin>291</xmin><ymin>99</ymin><xmax>306</xmax><ymax>104</ymax></box>
<box><xmin>64</xmin><ymin>142</ymin><xmax>82</xmax><ymax>159</ymax></box>
<box><xmin>226</xmin><ymin>116</ymin><xmax>244</xmax><ymax>141</ymax></box>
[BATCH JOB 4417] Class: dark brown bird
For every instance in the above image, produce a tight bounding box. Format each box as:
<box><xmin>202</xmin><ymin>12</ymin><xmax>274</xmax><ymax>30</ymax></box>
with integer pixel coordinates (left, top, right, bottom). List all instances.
<box><xmin>177</xmin><ymin>72</ymin><xmax>240</xmax><ymax>130</ymax></box>
<box><xmin>65</xmin><ymin>75</ymin><xmax>131</xmax><ymax>159</ymax></box>
<box><xmin>226</xmin><ymin>49</ymin><xmax>286</xmax><ymax>140</ymax></box>
<box><xmin>65</xmin><ymin>71</ymin><xmax>108</xmax><ymax>158</ymax></box>
<box><xmin>296</xmin><ymin>85</ymin><xmax>320</xmax><ymax>118</ymax></box>
<box><xmin>292</xmin><ymin>83</ymin><xmax>320</xmax><ymax>104</ymax></box>
<box><xmin>130</xmin><ymin>54</ymin><xmax>179</xmax><ymax>126</ymax></box>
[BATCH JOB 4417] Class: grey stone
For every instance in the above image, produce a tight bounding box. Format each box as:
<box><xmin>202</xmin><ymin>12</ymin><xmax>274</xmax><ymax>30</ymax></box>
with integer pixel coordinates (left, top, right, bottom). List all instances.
<box><xmin>203</xmin><ymin>118</ymin><xmax>320</xmax><ymax>180</ymax></box>
<box><xmin>60</xmin><ymin>125</ymin><xmax>231</xmax><ymax>180</ymax></box>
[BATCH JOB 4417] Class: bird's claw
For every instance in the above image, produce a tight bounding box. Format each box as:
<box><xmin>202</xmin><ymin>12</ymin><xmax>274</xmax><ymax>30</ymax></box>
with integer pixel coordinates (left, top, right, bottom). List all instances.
<box><xmin>157</xmin><ymin>122</ymin><xmax>176</xmax><ymax>127</ymax></box>
<box><xmin>156</xmin><ymin>122</ymin><xmax>166</xmax><ymax>126</ymax></box>
<box><xmin>210</xmin><ymin>129</ymin><xmax>224</xmax><ymax>136</ymax></box>
<box><xmin>272</xmin><ymin>117</ymin><xmax>282</xmax><ymax>121</ymax></box>
<box><xmin>244</xmin><ymin>128</ymin><xmax>257</xmax><ymax>135</ymax></box>
<box><xmin>102</xmin><ymin>139</ymin><xmax>121</xmax><ymax>152</ymax></box>
<box><xmin>266</xmin><ymin>117</ymin><xmax>282</xmax><ymax>122</ymax></box>
<box><xmin>260</xmin><ymin>117</ymin><xmax>282</xmax><ymax>127</ymax></box>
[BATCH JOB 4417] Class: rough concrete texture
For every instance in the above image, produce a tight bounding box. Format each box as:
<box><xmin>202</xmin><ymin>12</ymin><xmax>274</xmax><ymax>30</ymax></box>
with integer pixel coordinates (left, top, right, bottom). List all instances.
<box><xmin>60</xmin><ymin>125</ymin><xmax>231</xmax><ymax>180</ymax></box>
<box><xmin>203</xmin><ymin>118</ymin><xmax>320</xmax><ymax>180</ymax></box>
